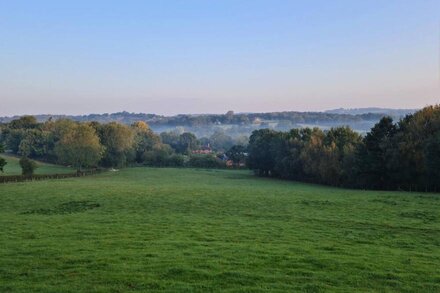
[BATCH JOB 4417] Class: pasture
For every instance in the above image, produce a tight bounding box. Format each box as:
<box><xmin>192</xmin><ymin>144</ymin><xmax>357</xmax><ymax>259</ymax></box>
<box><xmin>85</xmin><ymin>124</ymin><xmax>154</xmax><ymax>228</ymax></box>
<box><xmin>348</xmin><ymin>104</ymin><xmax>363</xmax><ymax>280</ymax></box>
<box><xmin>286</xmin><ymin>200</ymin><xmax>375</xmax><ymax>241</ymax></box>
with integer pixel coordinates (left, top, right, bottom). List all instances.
<box><xmin>1</xmin><ymin>167</ymin><xmax>439</xmax><ymax>292</ymax></box>
<box><xmin>0</xmin><ymin>154</ymin><xmax>73</xmax><ymax>176</ymax></box>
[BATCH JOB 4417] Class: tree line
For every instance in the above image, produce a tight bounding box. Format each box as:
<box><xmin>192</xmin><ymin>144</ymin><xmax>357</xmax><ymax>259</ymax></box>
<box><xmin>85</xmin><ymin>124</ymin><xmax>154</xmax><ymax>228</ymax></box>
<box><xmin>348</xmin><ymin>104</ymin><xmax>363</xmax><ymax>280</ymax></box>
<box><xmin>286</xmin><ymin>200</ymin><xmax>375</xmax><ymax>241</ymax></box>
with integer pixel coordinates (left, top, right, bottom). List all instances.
<box><xmin>0</xmin><ymin>117</ymin><xmax>235</xmax><ymax>172</ymax></box>
<box><xmin>0</xmin><ymin>109</ymin><xmax>397</xmax><ymax>127</ymax></box>
<box><xmin>1</xmin><ymin>105</ymin><xmax>438</xmax><ymax>192</ymax></box>
<box><xmin>247</xmin><ymin>105</ymin><xmax>440</xmax><ymax>192</ymax></box>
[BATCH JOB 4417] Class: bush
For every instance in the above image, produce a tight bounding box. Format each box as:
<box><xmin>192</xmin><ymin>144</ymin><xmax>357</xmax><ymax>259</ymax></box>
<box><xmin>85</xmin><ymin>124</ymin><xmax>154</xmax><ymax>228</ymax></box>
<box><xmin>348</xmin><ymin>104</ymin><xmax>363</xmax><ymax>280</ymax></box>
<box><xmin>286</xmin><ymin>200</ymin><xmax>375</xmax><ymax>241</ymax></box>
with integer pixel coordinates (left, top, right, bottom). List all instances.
<box><xmin>142</xmin><ymin>145</ymin><xmax>185</xmax><ymax>167</ymax></box>
<box><xmin>0</xmin><ymin>157</ymin><xmax>6</xmax><ymax>173</ymax></box>
<box><xmin>187</xmin><ymin>154</ymin><xmax>226</xmax><ymax>168</ymax></box>
<box><xmin>19</xmin><ymin>157</ymin><xmax>38</xmax><ymax>176</ymax></box>
<box><xmin>0</xmin><ymin>143</ymin><xmax>6</xmax><ymax>173</ymax></box>
<box><xmin>167</xmin><ymin>154</ymin><xmax>185</xmax><ymax>167</ymax></box>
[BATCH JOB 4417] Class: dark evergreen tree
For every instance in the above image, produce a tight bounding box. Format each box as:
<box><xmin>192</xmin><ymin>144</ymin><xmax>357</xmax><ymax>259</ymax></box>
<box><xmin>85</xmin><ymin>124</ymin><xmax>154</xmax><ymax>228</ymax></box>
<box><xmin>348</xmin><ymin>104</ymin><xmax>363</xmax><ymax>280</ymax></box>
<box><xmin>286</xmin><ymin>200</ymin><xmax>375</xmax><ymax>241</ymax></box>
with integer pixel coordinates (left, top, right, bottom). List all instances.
<box><xmin>0</xmin><ymin>143</ymin><xmax>6</xmax><ymax>173</ymax></box>
<box><xmin>355</xmin><ymin>117</ymin><xmax>397</xmax><ymax>189</ymax></box>
<box><xmin>247</xmin><ymin>129</ymin><xmax>279</xmax><ymax>176</ymax></box>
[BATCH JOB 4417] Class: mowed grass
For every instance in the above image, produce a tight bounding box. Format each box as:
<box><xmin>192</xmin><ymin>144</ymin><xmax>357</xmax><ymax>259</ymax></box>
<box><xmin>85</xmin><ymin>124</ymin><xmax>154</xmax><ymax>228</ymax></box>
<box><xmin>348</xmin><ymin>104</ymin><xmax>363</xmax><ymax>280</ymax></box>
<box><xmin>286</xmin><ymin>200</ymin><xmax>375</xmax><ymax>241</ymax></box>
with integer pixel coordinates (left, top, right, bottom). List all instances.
<box><xmin>0</xmin><ymin>154</ymin><xmax>74</xmax><ymax>176</ymax></box>
<box><xmin>1</xmin><ymin>168</ymin><xmax>440</xmax><ymax>292</ymax></box>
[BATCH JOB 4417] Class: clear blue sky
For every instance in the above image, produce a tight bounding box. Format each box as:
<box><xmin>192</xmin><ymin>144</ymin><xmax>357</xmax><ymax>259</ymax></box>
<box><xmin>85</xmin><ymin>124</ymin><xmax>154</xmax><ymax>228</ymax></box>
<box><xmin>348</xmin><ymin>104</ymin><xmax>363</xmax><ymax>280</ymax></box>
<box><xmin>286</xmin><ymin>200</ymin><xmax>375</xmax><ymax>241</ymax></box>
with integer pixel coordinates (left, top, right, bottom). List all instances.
<box><xmin>1</xmin><ymin>0</ymin><xmax>439</xmax><ymax>116</ymax></box>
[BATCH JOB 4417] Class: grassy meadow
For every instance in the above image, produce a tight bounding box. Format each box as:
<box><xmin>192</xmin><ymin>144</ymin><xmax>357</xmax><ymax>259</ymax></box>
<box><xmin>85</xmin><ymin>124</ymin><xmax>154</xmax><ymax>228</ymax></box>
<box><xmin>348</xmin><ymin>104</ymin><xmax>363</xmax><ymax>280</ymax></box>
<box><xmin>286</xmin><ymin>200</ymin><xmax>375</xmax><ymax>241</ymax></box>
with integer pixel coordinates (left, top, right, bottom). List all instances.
<box><xmin>0</xmin><ymin>154</ymin><xmax>73</xmax><ymax>176</ymax></box>
<box><xmin>1</xmin><ymin>167</ymin><xmax>439</xmax><ymax>292</ymax></box>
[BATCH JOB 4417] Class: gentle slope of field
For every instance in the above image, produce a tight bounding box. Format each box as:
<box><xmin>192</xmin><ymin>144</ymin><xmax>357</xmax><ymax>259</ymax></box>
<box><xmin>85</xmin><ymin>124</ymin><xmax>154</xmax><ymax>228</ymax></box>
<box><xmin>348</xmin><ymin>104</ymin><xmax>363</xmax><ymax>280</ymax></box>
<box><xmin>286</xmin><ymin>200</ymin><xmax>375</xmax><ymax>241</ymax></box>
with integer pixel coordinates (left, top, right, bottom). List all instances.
<box><xmin>0</xmin><ymin>154</ymin><xmax>73</xmax><ymax>176</ymax></box>
<box><xmin>1</xmin><ymin>168</ymin><xmax>439</xmax><ymax>292</ymax></box>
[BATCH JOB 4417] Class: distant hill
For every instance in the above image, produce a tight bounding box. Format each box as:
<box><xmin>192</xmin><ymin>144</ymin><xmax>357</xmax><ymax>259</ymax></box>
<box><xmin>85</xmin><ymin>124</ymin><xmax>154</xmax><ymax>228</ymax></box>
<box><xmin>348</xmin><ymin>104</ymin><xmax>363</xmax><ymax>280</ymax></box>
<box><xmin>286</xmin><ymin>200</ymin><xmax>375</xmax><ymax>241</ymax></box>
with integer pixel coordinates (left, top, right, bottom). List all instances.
<box><xmin>0</xmin><ymin>112</ymin><xmax>161</xmax><ymax>124</ymax></box>
<box><xmin>325</xmin><ymin>107</ymin><xmax>417</xmax><ymax>117</ymax></box>
<box><xmin>0</xmin><ymin>110</ymin><xmax>392</xmax><ymax>124</ymax></box>
<box><xmin>0</xmin><ymin>109</ymin><xmax>412</xmax><ymax>136</ymax></box>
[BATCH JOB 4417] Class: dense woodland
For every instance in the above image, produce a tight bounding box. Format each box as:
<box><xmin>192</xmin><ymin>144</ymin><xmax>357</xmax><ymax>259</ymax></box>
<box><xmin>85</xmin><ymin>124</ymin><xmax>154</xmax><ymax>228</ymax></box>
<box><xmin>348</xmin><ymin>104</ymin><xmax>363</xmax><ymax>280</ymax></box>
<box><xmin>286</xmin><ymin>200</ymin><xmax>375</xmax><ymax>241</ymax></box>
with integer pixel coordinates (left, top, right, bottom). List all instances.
<box><xmin>248</xmin><ymin>105</ymin><xmax>440</xmax><ymax>192</ymax></box>
<box><xmin>0</xmin><ymin>118</ymin><xmax>233</xmax><ymax>171</ymax></box>
<box><xmin>0</xmin><ymin>105</ymin><xmax>438</xmax><ymax>192</ymax></box>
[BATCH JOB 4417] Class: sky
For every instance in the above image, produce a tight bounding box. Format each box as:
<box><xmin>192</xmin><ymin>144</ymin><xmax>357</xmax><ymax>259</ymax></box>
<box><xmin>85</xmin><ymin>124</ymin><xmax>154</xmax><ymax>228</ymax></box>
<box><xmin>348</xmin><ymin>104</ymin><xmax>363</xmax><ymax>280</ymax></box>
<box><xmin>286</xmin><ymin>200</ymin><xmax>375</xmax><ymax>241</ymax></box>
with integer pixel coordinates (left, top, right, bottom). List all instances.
<box><xmin>0</xmin><ymin>0</ymin><xmax>439</xmax><ymax>116</ymax></box>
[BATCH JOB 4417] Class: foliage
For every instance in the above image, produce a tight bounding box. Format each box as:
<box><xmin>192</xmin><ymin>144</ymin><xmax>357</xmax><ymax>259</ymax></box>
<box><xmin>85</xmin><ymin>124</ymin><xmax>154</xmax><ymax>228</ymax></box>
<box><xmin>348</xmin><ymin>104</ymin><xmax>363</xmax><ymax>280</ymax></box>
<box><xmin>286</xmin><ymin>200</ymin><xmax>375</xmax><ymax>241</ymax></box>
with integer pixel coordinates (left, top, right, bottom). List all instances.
<box><xmin>247</xmin><ymin>129</ymin><xmax>280</xmax><ymax>176</ymax></box>
<box><xmin>3</xmin><ymin>128</ymin><xmax>26</xmax><ymax>153</ymax></box>
<box><xmin>19</xmin><ymin>156</ymin><xmax>38</xmax><ymax>176</ymax></box>
<box><xmin>8</xmin><ymin>115</ymin><xmax>38</xmax><ymax>129</ymax></box>
<box><xmin>55</xmin><ymin>123</ymin><xmax>103</xmax><ymax>171</ymax></box>
<box><xmin>247</xmin><ymin>105</ymin><xmax>440</xmax><ymax>191</ymax></box>
<box><xmin>177</xmin><ymin>132</ymin><xmax>199</xmax><ymax>154</ymax></box>
<box><xmin>97</xmin><ymin>122</ymin><xmax>135</xmax><ymax>167</ymax></box>
<box><xmin>0</xmin><ymin>143</ymin><xmax>6</xmax><ymax>172</ymax></box>
<box><xmin>131</xmin><ymin>121</ymin><xmax>161</xmax><ymax>163</ymax></box>
<box><xmin>188</xmin><ymin>154</ymin><xmax>226</xmax><ymax>168</ymax></box>
<box><xmin>226</xmin><ymin>145</ymin><xmax>247</xmax><ymax>166</ymax></box>
<box><xmin>1</xmin><ymin>110</ymin><xmax>410</xmax><ymax>130</ymax></box>
<box><xmin>142</xmin><ymin>144</ymin><xmax>184</xmax><ymax>167</ymax></box>
<box><xmin>209</xmin><ymin>130</ymin><xmax>234</xmax><ymax>151</ymax></box>
<box><xmin>160</xmin><ymin>131</ymin><xmax>181</xmax><ymax>150</ymax></box>
<box><xmin>2</xmin><ymin>105</ymin><xmax>439</xmax><ymax>190</ymax></box>
<box><xmin>355</xmin><ymin>117</ymin><xmax>396</xmax><ymax>188</ymax></box>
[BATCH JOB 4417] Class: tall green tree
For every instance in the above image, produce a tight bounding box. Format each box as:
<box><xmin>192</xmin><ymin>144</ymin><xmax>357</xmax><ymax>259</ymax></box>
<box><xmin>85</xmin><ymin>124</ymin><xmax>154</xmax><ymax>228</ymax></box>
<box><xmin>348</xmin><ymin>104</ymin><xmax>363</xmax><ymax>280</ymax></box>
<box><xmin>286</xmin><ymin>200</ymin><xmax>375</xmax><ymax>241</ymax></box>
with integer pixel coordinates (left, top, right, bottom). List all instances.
<box><xmin>248</xmin><ymin>129</ymin><xmax>280</xmax><ymax>176</ymax></box>
<box><xmin>226</xmin><ymin>145</ymin><xmax>247</xmax><ymax>166</ymax></box>
<box><xmin>19</xmin><ymin>157</ymin><xmax>38</xmax><ymax>176</ymax></box>
<box><xmin>98</xmin><ymin>122</ymin><xmax>134</xmax><ymax>167</ymax></box>
<box><xmin>355</xmin><ymin>117</ymin><xmax>397</xmax><ymax>189</ymax></box>
<box><xmin>424</xmin><ymin>132</ymin><xmax>440</xmax><ymax>191</ymax></box>
<box><xmin>3</xmin><ymin>129</ymin><xmax>26</xmax><ymax>154</ymax></box>
<box><xmin>177</xmin><ymin>132</ymin><xmax>199</xmax><ymax>154</ymax></box>
<box><xmin>0</xmin><ymin>143</ymin><xmax>6</xmax><ymax>173</ymax></box>
<box><xmin>142</xmin><ymin>144</ymin><xmax>175</xmax><ymax>167</ymax></box>
<box><xmin>209</xmin><ymin>130</ymin><xmax>234</xmax><ymax>151</ymax></box>
<box><xmin>299</xmin><ymin>128</ymin><xmax>327</xmax><ymax>183</ymax></box>
<box><xmin>131</xmin><ymin>121</ymin><xmax>161</xmax><ymax>163</ymax></box>
<box><xmin>9</xmin><ymin>116</ymin><xmax>38</xmax><ymax>129</ymax></box>
<box><xmin>272</xmin><ymin>128</ymin><xmax>309</xmax><ymax>180</ymax></box>
<box><xmin>17</xmin><ymin>129</ymin><xmax>52</xmax><ymax>159</ymax></box>
<box><xmin>395</xmin><ymin>105</ymin><xmax>440</xmax><ymax>190</ymax></box>
<box><xmin>55</xmin><ymin>123</ymin><xmax>104</xmax><ymax>171</ymax></box>
<box><xmin>160</xmin><ymin>131</ymin><xmax>181</xmax><ymax>151</ymax></box>
<box><xmin>323</xmin><ymin>127</ymin><xmax>362</xmax><ymax>186</ymax></box>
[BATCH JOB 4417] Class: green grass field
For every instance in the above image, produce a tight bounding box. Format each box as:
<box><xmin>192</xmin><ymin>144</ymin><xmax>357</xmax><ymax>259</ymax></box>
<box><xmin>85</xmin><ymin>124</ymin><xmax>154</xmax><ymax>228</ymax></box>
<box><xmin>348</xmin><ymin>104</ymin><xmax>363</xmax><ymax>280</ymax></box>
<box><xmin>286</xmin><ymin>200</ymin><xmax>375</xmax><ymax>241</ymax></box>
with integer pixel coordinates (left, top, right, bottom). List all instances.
<box><xmin>0</xmin><ymin>154</ymin><xmax>74</xmax><ymax>176</ymax></box>
<box><xmin>1</xmin><ymin>168</ymin><xmax>439</xmax><ymax>292</ymax></box>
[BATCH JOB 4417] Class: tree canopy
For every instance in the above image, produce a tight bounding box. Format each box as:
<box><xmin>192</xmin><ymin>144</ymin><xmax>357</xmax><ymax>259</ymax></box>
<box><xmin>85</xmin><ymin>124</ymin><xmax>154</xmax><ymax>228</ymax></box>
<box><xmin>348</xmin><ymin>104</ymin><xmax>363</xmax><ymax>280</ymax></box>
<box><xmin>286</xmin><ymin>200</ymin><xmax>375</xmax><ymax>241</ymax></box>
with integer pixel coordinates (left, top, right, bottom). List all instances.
<box><xmin>1</xmin><ymin>105</ymin><xmax>439</xmax><ymax>192</ymax></box>
<box><xmin>55</xmin><ymin>123</ymin><xmax>104</xmax><ymax>171</ymax></box>
<box><xmin>0</xmin><ymin>143</ymin><xmax>6</xmax><ymax>173</ymax></box>
<box><xmin>247</xmin><ymin>105</ymin><xmax>440</xmax><ymax>191</ymax></box>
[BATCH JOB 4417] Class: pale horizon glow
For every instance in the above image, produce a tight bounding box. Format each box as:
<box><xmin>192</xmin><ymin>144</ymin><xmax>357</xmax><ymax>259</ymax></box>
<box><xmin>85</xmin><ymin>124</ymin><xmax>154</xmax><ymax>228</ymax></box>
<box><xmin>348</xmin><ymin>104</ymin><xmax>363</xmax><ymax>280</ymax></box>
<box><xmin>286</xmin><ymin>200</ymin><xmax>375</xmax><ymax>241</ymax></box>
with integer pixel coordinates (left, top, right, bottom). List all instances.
<box><xmin>0</xmin><ymin>1</ymin><xmax>439</xmax><ymax>116</ymax></box>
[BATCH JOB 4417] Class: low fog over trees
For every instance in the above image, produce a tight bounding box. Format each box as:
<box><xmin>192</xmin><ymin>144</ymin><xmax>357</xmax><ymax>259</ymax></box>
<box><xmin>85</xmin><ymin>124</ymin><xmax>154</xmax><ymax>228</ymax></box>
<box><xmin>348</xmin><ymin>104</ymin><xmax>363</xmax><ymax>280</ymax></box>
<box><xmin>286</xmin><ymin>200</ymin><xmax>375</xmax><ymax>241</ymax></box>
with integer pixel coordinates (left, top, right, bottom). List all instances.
<box><xmin>1</xmin><ymin>105</ymin><xmax>439</xmax><ymax>192</ymax></box>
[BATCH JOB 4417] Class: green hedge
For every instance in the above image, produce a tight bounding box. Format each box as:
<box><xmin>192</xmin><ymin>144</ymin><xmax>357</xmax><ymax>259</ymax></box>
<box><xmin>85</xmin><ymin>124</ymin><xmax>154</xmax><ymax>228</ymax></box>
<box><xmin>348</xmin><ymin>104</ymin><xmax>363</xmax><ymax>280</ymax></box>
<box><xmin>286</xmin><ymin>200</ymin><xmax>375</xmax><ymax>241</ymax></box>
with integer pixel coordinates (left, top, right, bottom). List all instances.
<box><xmin>0</xmin><ymin>170</ymin><xmax>101</xmax><ymax>184</ymax></box>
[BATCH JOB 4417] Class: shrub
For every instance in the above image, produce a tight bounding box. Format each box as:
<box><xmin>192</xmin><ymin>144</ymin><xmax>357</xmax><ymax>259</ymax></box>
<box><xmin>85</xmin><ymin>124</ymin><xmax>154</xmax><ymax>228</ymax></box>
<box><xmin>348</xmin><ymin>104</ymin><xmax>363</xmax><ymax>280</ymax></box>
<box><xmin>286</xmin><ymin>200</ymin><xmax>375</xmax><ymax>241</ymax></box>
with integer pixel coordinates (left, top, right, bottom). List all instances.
<box><xmin>19</xmin><ymin>157</ymin><xmax>38</xmax><ymax>176</ymax></box>
<box><xmin>187</xmin><ymin>154</ymin><xmax>226</xmax><ymax>168</ymax></box>
<box><xmin>167</xmin><ymin>154</ymin><xmax>185</xmax><ymax>167</ymax></box>
<box><xmin>0</xmin><ymin>143</ymin><xmax>6</xmax><ymax>173</ymax></box>
<box><xmin>0</xmin><ymin>157</ymin><xmax>6</xmax><ymax>173</ymax></box>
